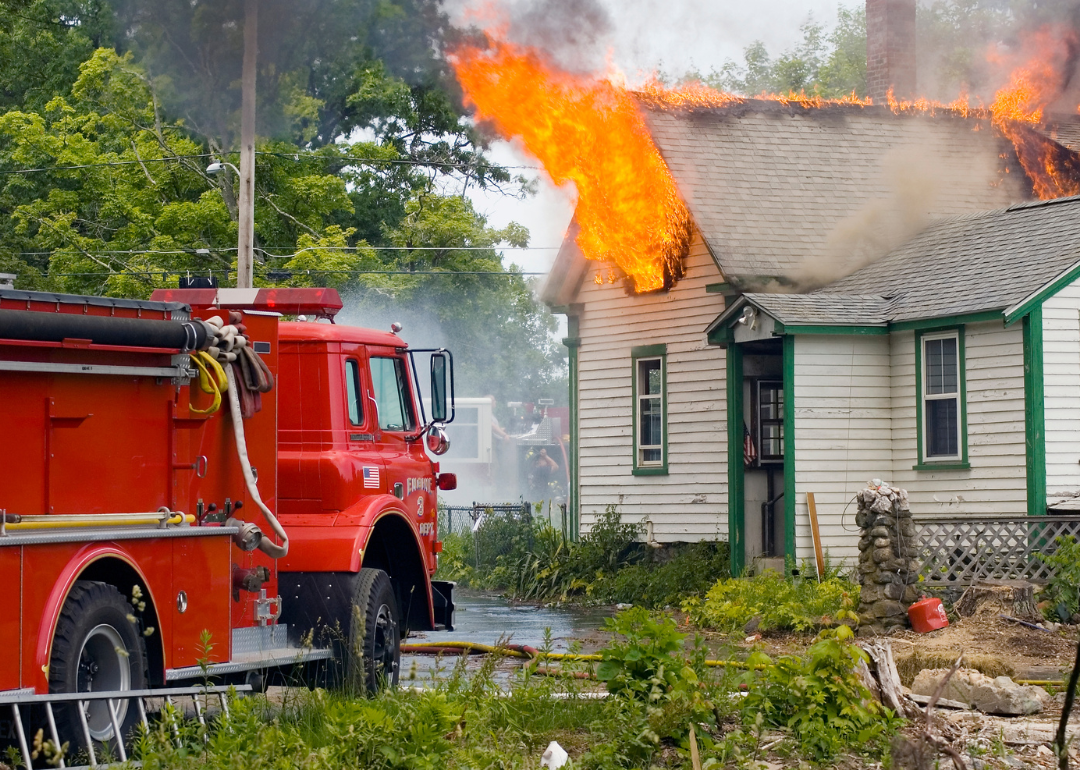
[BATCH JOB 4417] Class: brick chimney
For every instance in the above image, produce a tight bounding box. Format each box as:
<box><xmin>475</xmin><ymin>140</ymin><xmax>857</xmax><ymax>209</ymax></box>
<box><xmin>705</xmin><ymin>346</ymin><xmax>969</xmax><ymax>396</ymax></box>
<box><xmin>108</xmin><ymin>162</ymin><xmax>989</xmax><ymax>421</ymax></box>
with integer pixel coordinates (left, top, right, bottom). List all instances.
<box><xmin>866</xmin><ymin>0</ymin><xmax>916</xmax><ymax>102</ymax></box>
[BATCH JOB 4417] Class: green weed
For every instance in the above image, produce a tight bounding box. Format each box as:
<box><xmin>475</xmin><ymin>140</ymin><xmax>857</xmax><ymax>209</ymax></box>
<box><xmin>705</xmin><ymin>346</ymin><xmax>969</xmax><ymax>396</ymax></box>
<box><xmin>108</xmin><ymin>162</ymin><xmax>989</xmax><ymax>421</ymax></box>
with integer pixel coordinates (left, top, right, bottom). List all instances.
<box><xmin>738</xmin><ymin>625</ymin><xmax>900</xmax><ymax>762</ymax></box>
<box><xmin>438</xmin><ymin>505</ymin><xmax>730</xmax><ymax>609</ymax></box>
<box><xmin>683</xmin><ymin>569</ymin><xmax>860</xmax><ymax>634</ymax></box>
<box><xmin>1036</xmin><ymin>535</ymin><xmax>1080</xmax><ymax>621</ymax></box>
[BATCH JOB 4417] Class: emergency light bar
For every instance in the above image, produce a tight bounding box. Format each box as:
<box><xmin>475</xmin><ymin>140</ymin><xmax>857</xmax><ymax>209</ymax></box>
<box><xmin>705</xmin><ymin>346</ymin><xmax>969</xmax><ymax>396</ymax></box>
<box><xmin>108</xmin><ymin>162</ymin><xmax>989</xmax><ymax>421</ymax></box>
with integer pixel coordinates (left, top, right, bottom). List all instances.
<box><xmin>150</xmin><ymin>287</ymin><xmax>343</xmax><ymax>319</ymax></box>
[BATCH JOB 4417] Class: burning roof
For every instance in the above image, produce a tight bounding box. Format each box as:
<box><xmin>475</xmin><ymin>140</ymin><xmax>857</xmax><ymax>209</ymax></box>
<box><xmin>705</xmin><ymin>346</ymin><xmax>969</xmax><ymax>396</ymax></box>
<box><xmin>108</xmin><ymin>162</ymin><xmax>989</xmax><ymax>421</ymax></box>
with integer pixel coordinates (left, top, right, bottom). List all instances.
<box><xmin>452</xmin><ymin>32</ymin><xmax>1080</xmax><ymax>297</ymax></box>
<box><xmin>707</xmin><ymin>193</ymin><xmax>1080</xmax><ymax>336</ymax></box>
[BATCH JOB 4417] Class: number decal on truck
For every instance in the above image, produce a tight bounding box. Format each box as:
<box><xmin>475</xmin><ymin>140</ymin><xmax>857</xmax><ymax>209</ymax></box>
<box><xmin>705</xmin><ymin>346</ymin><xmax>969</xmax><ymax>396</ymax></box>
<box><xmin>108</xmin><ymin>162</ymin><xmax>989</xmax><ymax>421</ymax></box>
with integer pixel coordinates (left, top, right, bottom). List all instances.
<box><xmin>417</xmin><ymin>494</ymin><xmax>424</xmax><ymax>518</ymax></box>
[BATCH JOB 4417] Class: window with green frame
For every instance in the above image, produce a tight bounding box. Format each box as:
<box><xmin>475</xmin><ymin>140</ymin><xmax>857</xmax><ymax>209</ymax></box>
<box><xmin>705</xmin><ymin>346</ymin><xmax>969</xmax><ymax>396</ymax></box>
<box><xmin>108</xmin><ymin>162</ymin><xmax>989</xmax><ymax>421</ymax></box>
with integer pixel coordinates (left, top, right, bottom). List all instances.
<box><xmin>631</xmin><ymin>344</ymin><xmax>668</xmax><ymax>475</ymax></box>
<box><xmin>915</xmin><ymin>328</ymin><xmax>968</xmax><ymax>469</ymax></box>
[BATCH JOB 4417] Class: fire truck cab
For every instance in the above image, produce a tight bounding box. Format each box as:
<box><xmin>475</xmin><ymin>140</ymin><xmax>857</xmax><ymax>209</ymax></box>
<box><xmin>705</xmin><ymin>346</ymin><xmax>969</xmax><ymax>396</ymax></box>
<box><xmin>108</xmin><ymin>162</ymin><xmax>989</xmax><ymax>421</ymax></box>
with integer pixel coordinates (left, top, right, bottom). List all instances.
<box><xmin>0</xmin><ymin>285</ymin><xmax>455</xmax><ymax>752</ymax></box>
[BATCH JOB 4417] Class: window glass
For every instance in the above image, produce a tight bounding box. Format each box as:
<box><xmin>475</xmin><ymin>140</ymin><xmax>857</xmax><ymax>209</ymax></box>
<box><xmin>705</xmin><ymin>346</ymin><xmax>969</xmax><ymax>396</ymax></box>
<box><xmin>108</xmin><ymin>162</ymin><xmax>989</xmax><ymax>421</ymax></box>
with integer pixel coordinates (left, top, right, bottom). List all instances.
<box><xmin>757</xmin><ymin>381</ymin><xmax>784</xmax><ymax>461</ymax></box>
<box><xmin>925</xmin><ymin>337</ymin><xmax>958</xmax><ymax>395</ymax></box>
<box><xmin>370</xmin><ymin>356</ymin><xmax>416</xmax><ymax>432</ymax></box>
<box><xmin>345</xmin><ymin>359</ymin><xmax>364</xmax><ymax>426</ymax></box>
<box><xmin>922</xmin><ymin>333</ymin><xmax>961</xmax><ymax>459</ymax></box>
<box><xmin>444</xmin><ymin>406</ymin><xmax>480</xmax><ymax>459</ymax></box>
<box><xmin>926</xmin><ymin>399</ymin><xmax>959</xmax><ymax>456</ymax></box>
<box><xmin>637</xmin><ymin>358</ymin><xmax>663</xmax><ymax>465</ymax></box>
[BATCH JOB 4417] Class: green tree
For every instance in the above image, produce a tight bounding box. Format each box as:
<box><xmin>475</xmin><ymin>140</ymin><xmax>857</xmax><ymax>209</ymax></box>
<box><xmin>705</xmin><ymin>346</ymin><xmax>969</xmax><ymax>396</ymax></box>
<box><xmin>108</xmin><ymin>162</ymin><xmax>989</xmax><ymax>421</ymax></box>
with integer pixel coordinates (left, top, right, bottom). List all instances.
<box><xmin>699</xmin><ymin>5</ymin><xmax>866</xmax><ymax>99</ymax></box>
<box><xmin>342</xmin><ymin>194</ymin><xmax>566</xmax><ymax>403</ymax></box>
<box><xmin>915</xmin><ymin>0</ymin><xmax>1080</xmax><ymax>102</ymax></box>
<box><xmin>0</xmin><ymin>0</ymin><xmax>567</xmax><ymax>403</ymax></box>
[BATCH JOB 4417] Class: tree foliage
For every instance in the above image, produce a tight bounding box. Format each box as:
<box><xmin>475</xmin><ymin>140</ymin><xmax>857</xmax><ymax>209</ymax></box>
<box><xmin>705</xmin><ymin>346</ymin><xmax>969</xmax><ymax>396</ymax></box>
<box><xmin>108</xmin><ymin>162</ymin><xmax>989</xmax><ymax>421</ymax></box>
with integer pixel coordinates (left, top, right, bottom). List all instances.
<box><xmin>697</xmin><ymin>5</ymin><xmax>866</xmax><ymax>98</ymax></box>
<box><xmin>0</xmin><ymin>0</ymin><xmax>566</xmax><ymax>404</ymax></box>
<box><xmin>916</xmin><ymin>0</ymin><xmax>1080</xmax><ymax>102</ymax></box>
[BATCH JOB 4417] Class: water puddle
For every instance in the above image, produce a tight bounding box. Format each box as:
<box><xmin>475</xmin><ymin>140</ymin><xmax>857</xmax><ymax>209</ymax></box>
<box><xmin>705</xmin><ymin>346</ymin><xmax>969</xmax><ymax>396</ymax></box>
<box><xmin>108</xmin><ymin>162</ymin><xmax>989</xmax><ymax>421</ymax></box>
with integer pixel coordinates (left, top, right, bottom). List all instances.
<box><xmin>402</xmin><ymin>591</ymin><xmax>614</xmax><ymax>683</ymax></box>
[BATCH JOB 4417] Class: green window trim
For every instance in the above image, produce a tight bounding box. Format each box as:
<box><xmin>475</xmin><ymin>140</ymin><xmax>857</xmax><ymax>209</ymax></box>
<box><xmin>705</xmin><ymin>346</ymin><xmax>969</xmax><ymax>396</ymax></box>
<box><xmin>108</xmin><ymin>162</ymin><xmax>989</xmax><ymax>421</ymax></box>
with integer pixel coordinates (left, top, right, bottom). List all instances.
<box><xmin>912</xmin><ymin>462</ymin><xmax>971</xmax><ymax>471</ymax></box>
<box><xmin>631</xmin><ymin>343</ymin><xmax>668</xmax><ymax>476</ymax></box>
<box><xmin>1023</xmin><ymin>306</ymin><xmax>1047</xmax><ymax>516</ymax></box>
<box><xmin>914</xmin><ymin>326</ymin><xmax>969</xmax><ymax>471</ymax></box>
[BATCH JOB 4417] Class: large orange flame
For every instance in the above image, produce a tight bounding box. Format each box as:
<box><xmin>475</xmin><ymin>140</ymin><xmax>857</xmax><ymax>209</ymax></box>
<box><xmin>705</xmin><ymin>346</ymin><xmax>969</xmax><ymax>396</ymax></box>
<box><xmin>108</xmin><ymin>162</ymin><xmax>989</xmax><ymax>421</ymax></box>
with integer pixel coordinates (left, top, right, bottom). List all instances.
<box><xmin>451</xmin><ymin>35</ymin><xmax>691</xmax><ymax>292</ymax></box>
<box><xmin>452</xmin><ymin>26</ymin><xmax>1080</xmax><ymax>291</ymax></box>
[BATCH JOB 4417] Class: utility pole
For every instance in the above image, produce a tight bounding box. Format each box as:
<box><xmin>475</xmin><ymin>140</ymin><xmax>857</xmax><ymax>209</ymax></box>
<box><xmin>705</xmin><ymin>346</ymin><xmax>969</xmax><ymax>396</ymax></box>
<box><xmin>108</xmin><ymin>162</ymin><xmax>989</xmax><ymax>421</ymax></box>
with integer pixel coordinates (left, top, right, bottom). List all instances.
<box><xmin>237</xmin><ymin>0</ymin><xmax>258</xmax><ymax>289</ymax></box>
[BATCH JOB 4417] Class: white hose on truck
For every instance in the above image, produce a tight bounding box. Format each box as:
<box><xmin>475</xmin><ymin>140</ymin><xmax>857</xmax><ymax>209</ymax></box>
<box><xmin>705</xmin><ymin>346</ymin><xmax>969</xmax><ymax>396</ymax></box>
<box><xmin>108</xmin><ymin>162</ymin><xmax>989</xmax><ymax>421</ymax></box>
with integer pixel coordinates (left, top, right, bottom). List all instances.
<box><xmin>225</xmin><ymin>363</ymin><xmax>289</xmax><ymax>558</ymax></box>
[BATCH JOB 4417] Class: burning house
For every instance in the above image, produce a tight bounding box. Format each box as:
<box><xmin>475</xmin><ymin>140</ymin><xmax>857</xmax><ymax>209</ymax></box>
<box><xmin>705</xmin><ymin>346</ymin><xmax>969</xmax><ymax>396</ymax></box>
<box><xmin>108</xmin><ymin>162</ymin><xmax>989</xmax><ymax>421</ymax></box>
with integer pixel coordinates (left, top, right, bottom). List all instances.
<box><xmin>455</xmin><ymin>0</ymin><xmax>1080</xmax><ymax>573</ymax></box>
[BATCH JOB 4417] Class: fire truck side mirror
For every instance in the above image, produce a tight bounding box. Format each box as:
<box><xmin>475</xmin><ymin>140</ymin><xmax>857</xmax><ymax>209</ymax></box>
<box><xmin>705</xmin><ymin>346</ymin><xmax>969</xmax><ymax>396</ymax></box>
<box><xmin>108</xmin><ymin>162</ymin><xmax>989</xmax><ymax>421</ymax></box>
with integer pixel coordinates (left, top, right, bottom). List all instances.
<box><xmin>430</xmin><ymin>353</ymin><xmax>449</xmax><ymax>422</ymax></box>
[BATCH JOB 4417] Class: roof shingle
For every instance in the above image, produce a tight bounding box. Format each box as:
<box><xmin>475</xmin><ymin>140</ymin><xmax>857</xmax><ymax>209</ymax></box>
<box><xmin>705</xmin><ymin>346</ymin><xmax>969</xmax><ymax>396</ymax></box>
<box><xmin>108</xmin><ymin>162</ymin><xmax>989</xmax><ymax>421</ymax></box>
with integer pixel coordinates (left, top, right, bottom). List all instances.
<box><xmin>818</xmin><ymin>195</ymin><xmax>1080</xmax><ymax>321</ymax></box>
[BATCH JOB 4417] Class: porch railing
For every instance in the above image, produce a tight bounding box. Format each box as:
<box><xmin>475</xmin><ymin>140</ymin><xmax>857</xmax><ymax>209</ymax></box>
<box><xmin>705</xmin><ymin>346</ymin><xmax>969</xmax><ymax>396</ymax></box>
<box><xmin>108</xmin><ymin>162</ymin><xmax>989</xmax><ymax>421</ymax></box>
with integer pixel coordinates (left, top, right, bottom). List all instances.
<box><xmin>913</xmin><ymin>514</ymin><xmax>1080</xmax><ymax>586</ymax></box>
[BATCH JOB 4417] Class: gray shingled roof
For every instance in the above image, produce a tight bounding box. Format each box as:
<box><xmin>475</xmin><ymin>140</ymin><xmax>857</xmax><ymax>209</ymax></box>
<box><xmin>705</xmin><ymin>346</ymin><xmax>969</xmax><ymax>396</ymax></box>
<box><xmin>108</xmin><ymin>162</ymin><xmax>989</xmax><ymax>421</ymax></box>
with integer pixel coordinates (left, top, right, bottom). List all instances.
<box><xmin>543</xmin><ymin>100</ymin><xmax>1080</xmax><ymax>307</ymax></box>
<box><xmin>737</xmin><ymin>293</ymin><xmax>892</xmax><ymax>326</ymax></box>
<box><xmin>818</xmin><ymin>195</ymin><xmax>1080</xmax><ymax>322</ymax></box>
<box><xmin>642</xmin><ymin>101</ymin><xmax>1032</xmax><ymax>286</ymax></box>
<box><xmin>1043</xmin><ymin>114</ymin><xmax>1080</xmax><ymax>152</ymax></box>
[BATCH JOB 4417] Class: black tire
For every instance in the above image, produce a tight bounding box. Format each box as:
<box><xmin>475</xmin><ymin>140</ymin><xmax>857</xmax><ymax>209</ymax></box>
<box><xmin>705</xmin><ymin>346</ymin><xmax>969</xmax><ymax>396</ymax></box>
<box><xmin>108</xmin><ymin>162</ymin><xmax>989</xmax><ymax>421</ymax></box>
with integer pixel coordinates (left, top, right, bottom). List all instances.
<box><xmin>49</xmin><ymin>581</ymin><xmax>148</xmax><ymax>757</ymax></box>
<box><xmin>347</xmin><ymin>568</ymin><xmax>400</xmax><ymax>693</ymax></box>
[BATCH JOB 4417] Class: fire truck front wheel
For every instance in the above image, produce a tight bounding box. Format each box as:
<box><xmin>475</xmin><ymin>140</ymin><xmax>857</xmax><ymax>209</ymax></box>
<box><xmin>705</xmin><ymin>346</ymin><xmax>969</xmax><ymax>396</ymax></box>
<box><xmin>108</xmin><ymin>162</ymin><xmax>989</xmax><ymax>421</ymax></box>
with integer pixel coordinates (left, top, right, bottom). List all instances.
<box><xmin>348</xmin><ymin>568</ymin><xmax>400</xmax><ymax>693</ymax></box>
<box><xmin>48</xmin><ymin>580</ymin><xmax>148</xmax><ymax>752</ymax></box>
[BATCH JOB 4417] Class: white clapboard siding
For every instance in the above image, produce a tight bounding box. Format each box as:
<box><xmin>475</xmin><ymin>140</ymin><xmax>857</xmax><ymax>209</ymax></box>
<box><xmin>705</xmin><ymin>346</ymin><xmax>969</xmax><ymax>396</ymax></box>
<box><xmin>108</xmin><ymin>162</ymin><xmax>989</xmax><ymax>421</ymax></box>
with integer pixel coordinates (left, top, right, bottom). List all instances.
<box><xmin>792</xmin><ymin>335</ymin><xmax>892</xmax><ymax>566</ymax></box>
<box><xmin>1043</xmin><ymin>279</ymin><xmax>1080</xmax><ymax>501</ymax></box>
<box><xmin>889</xmin><ymin>322</ymin><xmax>1027</xmax><ymax>518</ymax></box>
<box><xmin>576</xmin><ymin>232</ymin><xmax>728</xmax><ymax>541</ymax></box>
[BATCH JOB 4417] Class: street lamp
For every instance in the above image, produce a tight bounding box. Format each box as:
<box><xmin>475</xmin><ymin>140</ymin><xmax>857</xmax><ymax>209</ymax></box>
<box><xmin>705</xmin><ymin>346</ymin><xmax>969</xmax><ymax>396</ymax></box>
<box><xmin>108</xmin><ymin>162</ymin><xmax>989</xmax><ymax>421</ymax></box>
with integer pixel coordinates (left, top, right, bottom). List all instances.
<box><xmin>207</xmin><ymin>160</ymin><xmax>252</xmax><ymax>289</ymax></box>
<box><xmin>206</xmin><ymin>161</ymin><xmax>240</xmax><ymax>177</ymax></box>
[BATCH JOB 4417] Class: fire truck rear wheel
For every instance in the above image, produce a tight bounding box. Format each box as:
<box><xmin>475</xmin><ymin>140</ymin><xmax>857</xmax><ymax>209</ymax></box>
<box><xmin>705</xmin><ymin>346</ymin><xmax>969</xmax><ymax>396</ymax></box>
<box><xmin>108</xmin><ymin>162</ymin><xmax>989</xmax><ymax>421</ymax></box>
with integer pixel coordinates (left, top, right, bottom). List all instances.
<box><xmin>48</xmin><ymin>580</ymin><xmax>148</xmax><ymax>754</ymax></box>
<box><xmin>348</xmin><ymin>568</ymin><xmax>400</xmax><ymax>693</ymax></box>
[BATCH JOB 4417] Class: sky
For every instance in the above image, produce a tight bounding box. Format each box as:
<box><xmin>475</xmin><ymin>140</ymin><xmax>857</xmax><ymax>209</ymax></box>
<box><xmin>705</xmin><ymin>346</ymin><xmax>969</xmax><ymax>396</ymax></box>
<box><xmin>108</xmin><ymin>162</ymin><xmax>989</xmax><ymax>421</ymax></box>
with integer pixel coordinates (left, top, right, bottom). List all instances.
<box><xmin>453</xmin><ymin>0</ymin><xmax>848</xmax><ymax>274</ymax></box>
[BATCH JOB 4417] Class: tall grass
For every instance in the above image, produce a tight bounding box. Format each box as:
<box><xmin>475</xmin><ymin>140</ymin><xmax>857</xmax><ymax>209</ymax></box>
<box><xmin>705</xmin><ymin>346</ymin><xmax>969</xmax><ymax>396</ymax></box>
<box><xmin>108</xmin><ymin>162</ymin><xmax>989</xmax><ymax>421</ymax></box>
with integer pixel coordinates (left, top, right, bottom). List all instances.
<box><xmin>124</xmin><ymin>605</ymin><xmax>894</xmax><ymax>770</ymax></box>
<box><xmin>436</xmin><ymin>505</ymin><xmax>730</xmax><ymax>608</ymax></box>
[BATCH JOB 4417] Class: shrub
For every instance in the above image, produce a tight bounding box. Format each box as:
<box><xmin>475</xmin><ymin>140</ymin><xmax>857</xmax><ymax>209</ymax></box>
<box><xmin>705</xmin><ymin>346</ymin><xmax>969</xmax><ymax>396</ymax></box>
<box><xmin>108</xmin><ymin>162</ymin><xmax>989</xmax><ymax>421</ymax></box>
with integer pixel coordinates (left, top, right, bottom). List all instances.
<box><xmin>740</xmin><ymin>626</ymin><xmax>900</xmax><ymax>761</ymax></box>
<box><xmin>437</xmin><ymin>505</ymin><xmax>731</xmax><ymax>609</ymax></box>
<box><xmin>588</xmin><ymin>540</ymin><xmax>731</xmax><ymax>608</ymax></box>
<box><xmin>683</xmin><ymin>569</ymin><xmax>860</xmax><ymax>633</ymax></box>
<box><xmin>596</xmin><ymin>608</ymin><xmax>719</xmax><ymax>748</ymax></box>
<box><xmin>1036</xmin><ymin>535</ymin><xmax>1080</xmax><ymax>621</ymax></box>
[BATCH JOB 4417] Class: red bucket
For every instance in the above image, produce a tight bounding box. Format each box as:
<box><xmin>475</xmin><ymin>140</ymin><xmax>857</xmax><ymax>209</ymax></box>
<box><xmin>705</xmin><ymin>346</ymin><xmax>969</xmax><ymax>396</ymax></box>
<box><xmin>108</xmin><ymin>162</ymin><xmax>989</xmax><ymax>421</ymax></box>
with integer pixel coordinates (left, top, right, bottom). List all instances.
<box><xmin>908</xmin><ymin>596</ymin><xmax>949</xmax><ymax>633</ymax></box>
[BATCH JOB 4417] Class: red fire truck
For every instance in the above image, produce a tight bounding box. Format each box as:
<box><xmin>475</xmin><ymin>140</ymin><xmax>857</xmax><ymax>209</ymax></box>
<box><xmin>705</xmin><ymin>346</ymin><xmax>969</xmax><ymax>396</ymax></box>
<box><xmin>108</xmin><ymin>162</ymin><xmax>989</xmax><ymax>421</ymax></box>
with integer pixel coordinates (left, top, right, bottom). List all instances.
<box><xmin>0</xmin><ymin>285</ymin><xmax>456</xmax><ymax>752</ymax></box>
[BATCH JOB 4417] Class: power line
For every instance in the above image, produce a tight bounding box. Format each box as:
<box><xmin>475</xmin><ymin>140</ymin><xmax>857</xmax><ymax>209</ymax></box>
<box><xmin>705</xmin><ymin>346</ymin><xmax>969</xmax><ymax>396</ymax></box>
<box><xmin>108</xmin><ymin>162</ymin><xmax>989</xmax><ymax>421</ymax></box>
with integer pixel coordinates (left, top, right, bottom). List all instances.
<box><xmin>0</xmin><ymin>154</ymin><xmax>216</xmax><ymax>175</ymax></box>
<box><xmin>256</xmin><ymin>150</ymin><xmax>541</xmax><ymax>171</ymax></box>
<box><xmin>16</xmin><ymin>245</ymin><xmax>560</xmax><ymax>258</ymax></box>
<box><xmin>0</xmin><ymin>151</ymin><xmax>542</xmax><ymax>176</ymax></box>
<box><xmin>45</xmin><ymin>269</ymin><xmax>549</xmax><ymax>277</ymax></box>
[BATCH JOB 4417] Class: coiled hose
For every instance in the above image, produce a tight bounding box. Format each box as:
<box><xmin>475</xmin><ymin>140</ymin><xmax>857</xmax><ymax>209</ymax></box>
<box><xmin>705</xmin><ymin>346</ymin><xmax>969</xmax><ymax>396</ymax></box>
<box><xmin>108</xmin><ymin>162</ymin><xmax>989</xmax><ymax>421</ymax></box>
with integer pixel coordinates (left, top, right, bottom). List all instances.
<box><xmin>225</xmin><ymin>359</ymin><xmax>289</xmax><ymax>558</ymax></box>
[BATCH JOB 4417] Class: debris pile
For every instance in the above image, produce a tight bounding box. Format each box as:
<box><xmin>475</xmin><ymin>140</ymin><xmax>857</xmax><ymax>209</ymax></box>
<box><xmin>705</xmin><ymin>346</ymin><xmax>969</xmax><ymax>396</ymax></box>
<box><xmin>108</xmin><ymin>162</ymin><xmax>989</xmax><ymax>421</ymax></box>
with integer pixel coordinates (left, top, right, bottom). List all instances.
<box><xmin>911</xmin><ymin>668</ymin><xmax>1050</xmax><ymax>715</ymax></box>
<box><xmin>855</xmin><ymin>480</ymin><xmax>920</xmax><ymax>633</ymax></box>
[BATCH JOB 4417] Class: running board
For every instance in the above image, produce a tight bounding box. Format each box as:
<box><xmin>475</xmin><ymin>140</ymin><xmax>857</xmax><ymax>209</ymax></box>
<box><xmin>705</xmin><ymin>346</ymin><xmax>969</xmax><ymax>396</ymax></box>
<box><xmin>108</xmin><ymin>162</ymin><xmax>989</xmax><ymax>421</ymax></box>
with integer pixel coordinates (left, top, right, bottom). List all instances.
<box><xmin>165</xmin><ymin>625</ymin><xmax>334</xmax><ymax>682</ymax></box>
<box><xmin>1</xmin><ymin>684</ymin><xmax>250</xmax><ymax>769</ymax></box>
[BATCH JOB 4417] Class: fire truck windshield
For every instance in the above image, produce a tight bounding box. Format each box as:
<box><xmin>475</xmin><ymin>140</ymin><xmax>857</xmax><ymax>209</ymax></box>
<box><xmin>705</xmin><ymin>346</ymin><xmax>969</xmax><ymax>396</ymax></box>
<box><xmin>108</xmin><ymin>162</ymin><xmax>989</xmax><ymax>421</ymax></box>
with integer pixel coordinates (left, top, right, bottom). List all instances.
<box><xmin>370</xmin><ymin>356</ymin><xmax>415</xmax><ymax>432</ymax></box>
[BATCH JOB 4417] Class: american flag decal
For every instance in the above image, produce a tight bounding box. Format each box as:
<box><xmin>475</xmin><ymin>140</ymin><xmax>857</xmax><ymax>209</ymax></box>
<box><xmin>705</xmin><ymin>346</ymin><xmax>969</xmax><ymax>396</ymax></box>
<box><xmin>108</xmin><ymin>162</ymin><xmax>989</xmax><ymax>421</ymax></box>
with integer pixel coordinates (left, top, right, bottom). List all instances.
<box><xmin>363</xmin><ymin>466</ymin><xmax>380</xmax><ymax>489</ymax></box>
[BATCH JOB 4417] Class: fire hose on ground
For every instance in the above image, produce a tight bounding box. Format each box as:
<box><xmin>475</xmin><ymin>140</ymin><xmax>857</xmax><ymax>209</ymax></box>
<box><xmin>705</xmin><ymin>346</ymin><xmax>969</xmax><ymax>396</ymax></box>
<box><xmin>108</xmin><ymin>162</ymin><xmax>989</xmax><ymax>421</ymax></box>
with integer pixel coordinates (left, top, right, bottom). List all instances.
<box><xmin>398</xmin><ymin>641</ymin><xmax>770</xmax><ymax>671</ymax></box>
<box><xmin>397</xmin><ymin>642</ymin><xmax>1061</xmax><ymax>688</ymax></box>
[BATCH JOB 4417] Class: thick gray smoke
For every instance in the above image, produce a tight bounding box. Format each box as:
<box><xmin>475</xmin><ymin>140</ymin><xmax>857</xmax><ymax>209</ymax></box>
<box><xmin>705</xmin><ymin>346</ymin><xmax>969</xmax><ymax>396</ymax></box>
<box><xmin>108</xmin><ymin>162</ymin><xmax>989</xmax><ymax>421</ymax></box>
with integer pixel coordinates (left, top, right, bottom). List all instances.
<box><xmin>504</xmin><ymin>0</ymin><xmax>615</xmax><ymax>73</ymax></box>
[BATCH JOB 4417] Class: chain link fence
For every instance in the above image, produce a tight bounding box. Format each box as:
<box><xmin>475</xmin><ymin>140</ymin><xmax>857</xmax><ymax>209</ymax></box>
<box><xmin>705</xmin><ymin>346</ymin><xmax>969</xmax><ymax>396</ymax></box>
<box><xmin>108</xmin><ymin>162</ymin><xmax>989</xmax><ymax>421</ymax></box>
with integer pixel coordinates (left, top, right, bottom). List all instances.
<box><xmin>438</xmin><ymin>502</ymin><xmax>571</xmax><ymax>571</ymax></box>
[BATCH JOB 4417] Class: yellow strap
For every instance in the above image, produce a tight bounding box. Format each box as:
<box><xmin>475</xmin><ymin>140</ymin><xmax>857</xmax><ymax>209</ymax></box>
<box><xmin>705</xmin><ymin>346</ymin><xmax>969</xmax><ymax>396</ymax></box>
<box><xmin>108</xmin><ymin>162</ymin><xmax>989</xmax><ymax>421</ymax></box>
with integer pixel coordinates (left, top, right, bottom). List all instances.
<box><xmin>198</xmin><ymin>351</ymin><xmax>228</xmax><ymax>392</ymax></box>
<box><xmin>188</xmin><ymin>353</ymin><xmax>222</xmax><ymax>415</ymax></box>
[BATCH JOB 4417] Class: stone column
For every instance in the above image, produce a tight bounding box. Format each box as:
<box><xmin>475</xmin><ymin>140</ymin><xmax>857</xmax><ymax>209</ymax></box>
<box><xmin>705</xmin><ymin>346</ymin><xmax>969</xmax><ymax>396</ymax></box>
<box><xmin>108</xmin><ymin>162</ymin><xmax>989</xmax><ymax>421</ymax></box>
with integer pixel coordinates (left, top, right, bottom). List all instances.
<box><xmin>855</xmin><ymin>479</ymin><xmax>920</xmax><ymax>633</ymax></box>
